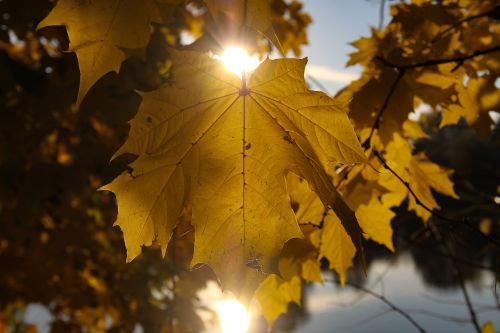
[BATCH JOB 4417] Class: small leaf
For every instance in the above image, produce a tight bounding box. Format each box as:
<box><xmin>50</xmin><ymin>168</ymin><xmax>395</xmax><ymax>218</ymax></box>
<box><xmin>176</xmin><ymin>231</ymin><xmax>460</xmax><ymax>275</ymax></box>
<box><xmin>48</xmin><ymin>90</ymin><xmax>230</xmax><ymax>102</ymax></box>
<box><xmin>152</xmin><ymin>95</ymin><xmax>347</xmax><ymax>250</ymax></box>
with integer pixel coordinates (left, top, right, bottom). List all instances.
<box><xmin>320</xmin><ymin>213</ymin><xmax>356</xmax><ymax>285</ymax></box>
<box><xmin>254</xmin><ymin>274</ymin><xmax>301</xmax><ymax>324</ymax></box>
<box><xmin>356</xmin><ymin>197</ymin><xmax>395</xmax><ymax>252</ymax></box>
<box><xmin>481</xmin><ymin>322</ymin><xmax>494</xmax><ymax>333</ymax></box>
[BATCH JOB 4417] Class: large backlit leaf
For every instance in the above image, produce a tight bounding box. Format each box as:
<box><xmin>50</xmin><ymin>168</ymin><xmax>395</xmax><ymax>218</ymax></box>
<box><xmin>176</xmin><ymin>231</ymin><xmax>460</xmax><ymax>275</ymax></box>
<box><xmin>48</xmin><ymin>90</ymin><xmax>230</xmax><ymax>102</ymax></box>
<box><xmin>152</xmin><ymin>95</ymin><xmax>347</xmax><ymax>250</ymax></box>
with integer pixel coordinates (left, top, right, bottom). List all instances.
<box><xmin>102</xmin><ymin>49</ymin><xmax>365</xmax><ymax>298</ymax></box>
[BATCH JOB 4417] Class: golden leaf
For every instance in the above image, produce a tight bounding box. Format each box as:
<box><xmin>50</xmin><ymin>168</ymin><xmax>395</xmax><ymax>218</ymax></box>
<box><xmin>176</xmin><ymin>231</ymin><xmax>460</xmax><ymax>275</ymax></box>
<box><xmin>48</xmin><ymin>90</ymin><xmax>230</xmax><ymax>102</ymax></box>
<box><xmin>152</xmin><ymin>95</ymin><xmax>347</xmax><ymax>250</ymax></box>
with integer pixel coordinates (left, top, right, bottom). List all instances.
<box><xmin>279</xmin><ymin>238</ymin><xmax>322</xmax><ymax>283</ymax></box>
<box><xmin>254</xmin><ymin>274</ymin><xmax>301</xmax><ymax>324</ymax></box>
<box><xmin>320</xmin><ymin>213</ymin><xmax>356</xmax><ymax>285</ymax></box>
<box><xmin>38</xmin><ymin>0</ymin><xmax>164</xmax><ymax>105</ymax></box>
<box><xmin>379</xmin><ymin>134</ymin><xmax>458</xmax><ymax>221</ymax></box>
<box><xmin>102</xmin><ymin>49</ymin><xmax>365</xmax><ymax>298</ymax></box>
<box><xmin>356</xmin><ymin>197</ymin><xmax>395</xmax><ymax>252</ymax></box>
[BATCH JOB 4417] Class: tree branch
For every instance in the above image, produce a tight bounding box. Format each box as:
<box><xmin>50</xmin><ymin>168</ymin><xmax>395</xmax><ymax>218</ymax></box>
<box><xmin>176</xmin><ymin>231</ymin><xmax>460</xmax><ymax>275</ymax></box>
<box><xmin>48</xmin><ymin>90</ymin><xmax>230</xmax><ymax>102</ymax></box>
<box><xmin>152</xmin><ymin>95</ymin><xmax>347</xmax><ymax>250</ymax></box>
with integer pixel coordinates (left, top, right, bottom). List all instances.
<box><xmin>372</xmin><ymin>149</ymin><xmax>500</xmax><ymax>249</ymax></box>
<box><xmin>362</xmin><ymin>69</ymin><xmax>406</xmax><ymax>149</ymax></box>
<box><xmin>326</xmin><ymin>278</ymin><xmax>427</xmax><ymax>333</ymax></box>
<box><xmin>431</xmin><ymin>7</ymin><xmax>499</xmax><ymax>44</ymax></box>
<box><xmin>376</xmin><ymin>44</ymin><xmax>500</xmax><ymax>71</ymax></box>
<box><xmin>428</xmin><ymin>222</ymin><xmax>481</xmax><ymax>333</ymax></box>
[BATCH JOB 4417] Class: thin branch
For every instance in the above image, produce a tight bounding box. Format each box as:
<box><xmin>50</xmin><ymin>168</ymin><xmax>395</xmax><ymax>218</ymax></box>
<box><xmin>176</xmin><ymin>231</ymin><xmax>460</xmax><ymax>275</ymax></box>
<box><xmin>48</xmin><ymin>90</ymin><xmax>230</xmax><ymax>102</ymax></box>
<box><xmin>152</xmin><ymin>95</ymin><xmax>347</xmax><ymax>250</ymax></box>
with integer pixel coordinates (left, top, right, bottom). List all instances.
<box><xmin>362</xmin><ymin>69</ymin><xmax>406</xmax><ymax>148</ymax></box>
<box><xmin>306</xmin><ymin>75</ymin><xmax>331</xmax><ymax>96</ymax></box>
<box><xmin>406</xmin><ymin>309</ymin><xmax>472</xmax><ymax>324</ymax></box>
<box><xmin>376</xmin><ymin>44</ymin><xmax>500</xmax><ymax>71</ymax></box>
<box><xmin>334</xmin><ymin>309</ymin><xmax>392</xmax><ymax>330</ymax></box>
<box><xmin>335</xmin><ymin>226</ymin><xmax>431</xmax><ymax>308</ymax></box>
<box><xmin>428</xmin><ymin>222</ymin><xmax>481</xmax><ymax>333</ymax></box>
<box><xmin>495</xmin><ymin>262</ymin><xmax>500</xmax><ymax>309</ymax></box>
<box><xmin>326</xmin><ymin>278</ymin><xmax>427</xmax><ymax>333</ymax></box>
<box><xmin>419</xmin><ymin>292</ymin><xmax>499</xmax><ymax>311</ymax></box>
<box><xmin>378</xmin><ymin>0</ymin><xmax>386</xmax><ymax>31</ymax></box>
<box><xmin>431</xmin><ymin>8</ymin><xmax>499</xmax><ymax>44</ymax></box>
<box><xmin>372</xmin><ymin>149</ymin><xmax>500</xmax><ymax>249</ymax></box>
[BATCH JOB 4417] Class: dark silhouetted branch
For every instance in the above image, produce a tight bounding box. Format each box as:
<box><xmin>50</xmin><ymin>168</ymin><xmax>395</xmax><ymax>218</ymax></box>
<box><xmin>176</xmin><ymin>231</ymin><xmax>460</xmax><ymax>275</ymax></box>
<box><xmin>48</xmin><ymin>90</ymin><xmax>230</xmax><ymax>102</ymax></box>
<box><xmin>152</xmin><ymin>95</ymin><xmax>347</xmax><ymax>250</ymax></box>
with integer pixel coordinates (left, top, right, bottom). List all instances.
<box><xmin>362</xmin><ymin>69</ymin><xmax>406</xmax><ymax>149</ymax></box>
<box><xmin>431</xmin><ymin>7</ymin><xmax>499</xmax><ymax>44</ymax></box>
<box><xmin>326</xmin><ymin>278</ymin><xmax>427</xmax><ymax>333</ymax></box>
<box><xmin>428</xmin><ymin>222</ymin><xmax>481</xmax><ymax>333</ymax></box>
<box><xmin>376</xmin><ymin>45</ymin><xmax>500</xmax><ymax>71</ymax></box>
<box><xmin>372</xmin><ymin>149</ymin><xmax>500</xmax><ymax>249</ymax></box>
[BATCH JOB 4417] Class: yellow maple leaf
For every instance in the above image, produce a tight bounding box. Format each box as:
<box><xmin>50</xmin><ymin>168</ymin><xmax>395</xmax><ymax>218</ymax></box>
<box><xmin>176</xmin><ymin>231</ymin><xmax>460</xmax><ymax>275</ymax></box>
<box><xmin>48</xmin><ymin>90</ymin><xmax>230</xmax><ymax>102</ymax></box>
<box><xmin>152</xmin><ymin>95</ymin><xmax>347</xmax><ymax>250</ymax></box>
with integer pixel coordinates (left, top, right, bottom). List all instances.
<box><xmin>37</xmin><ymin>0</ymin><xmax>167</xmax><ymax>105</ymax></box>
<box><xmin>254</xmin><ymin>274</ymin><xmax>301</xmax><ymax>324</ymax></box>
<box><xmin>379</xmin><ymin>134</ymin><xmax>458</xmax><ymax>221</ymax></box>
<box><xmin>356</xmin><ymin>197</ymin><xmax>395</xmax><ymax>252</ymax></box>
<box><xmin>287</xmin><ymin>173</ymin><xmax>324</xmax><ymax>226</ymax></box>
<box><xmin>102</xmin><ymin>49</ymin><xmax>365</xmax><ymax>298</ymax></box>
<box><xmin>279</xmin><ymin>238</ymin><xmax>322</xmax><ymax>283</ymax></box>
<box><xmin>320</xmin><ymin>213</ymin><xmax>356</xmax><ymax>285</ymax></box>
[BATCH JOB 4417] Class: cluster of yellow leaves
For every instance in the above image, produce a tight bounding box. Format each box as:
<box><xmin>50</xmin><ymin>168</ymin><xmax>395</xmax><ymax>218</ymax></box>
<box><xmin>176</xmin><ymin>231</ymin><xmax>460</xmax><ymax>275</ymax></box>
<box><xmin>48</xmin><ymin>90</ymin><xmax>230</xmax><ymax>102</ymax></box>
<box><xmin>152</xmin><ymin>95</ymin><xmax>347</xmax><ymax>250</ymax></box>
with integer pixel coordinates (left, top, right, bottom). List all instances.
<box><xmin>339</xmin><ymin>0</ymin><xmax>499</xmax><ymax>141</ymax></box>
<box><xmin>38</xmin><ymin>0</ymin><xmax>319</xmax><ymax>324</ymax></box>
<box><xmin>37</xmin><ymin>0</ymin><xmax>178</xmax><ymax>105</ymax></box>
<box><xmin>37</xmin><ymin>0</ymin><xmax>498</xmax><ymax>326</ymax></box>
<box><xmin>275</xmin><ymin>0</ymin><xmax>499</xmax><ymax>321</ymax></box>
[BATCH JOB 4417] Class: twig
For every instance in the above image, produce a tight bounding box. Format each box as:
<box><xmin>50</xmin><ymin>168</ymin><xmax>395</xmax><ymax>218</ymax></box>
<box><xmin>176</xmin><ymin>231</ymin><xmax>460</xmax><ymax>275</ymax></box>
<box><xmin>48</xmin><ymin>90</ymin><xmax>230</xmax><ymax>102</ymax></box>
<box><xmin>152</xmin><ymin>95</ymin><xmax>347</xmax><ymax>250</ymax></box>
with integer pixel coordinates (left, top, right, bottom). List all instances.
<box><xmin>378</xmin><ymin>0</ymin><xmax>386</xmax><ymax>31</ymax></box>
<box><xmin>428</xmin><ymin>222</ymin><xmax>481</xmax><ymax>333</ymax></box>
<box><xmin>406</xmin><ymin>309</ymin><xmax>472</xmax><ymax>324</ymax></box>
<box><xmin>362</xmin><ymin>69</ymin><xmax>406</xmax><ymax>148</ymax></box>
<box><xmin>334</xmin><ymin>309</ymin><xmax>392</xmax><ymax>330</ymax></box>
<box><xmin>372</xmin><ymin>149</ymin><xmax>500</xmax><ymax>249</ymax></box>
<box><xmin>326</xmin><ymin>278</ymin><xmax>427</xmax><ymax>333</ymax></box>
<box><xmin>376</xmin><ymin>45</ymin><xmax>500</xmax><ymax>71</ymax></box>
<box><xmin>419</xmin><ymin>292</ymin><xmax>499</xmax><ymax>311</ymax></box>
<box><xmin>495</xmin><ymin>262</ymin><xmax>500</xmax><ymax>309</ymax></box>
<box><xmin>306</xmin><ymin>75</ymin><xmax>331</xmax><ymax>96</ymax></box>
<box><xmin>431</xmin><ymin>8</ymin><xmax>498</xmax><ymax>44</ymax></box>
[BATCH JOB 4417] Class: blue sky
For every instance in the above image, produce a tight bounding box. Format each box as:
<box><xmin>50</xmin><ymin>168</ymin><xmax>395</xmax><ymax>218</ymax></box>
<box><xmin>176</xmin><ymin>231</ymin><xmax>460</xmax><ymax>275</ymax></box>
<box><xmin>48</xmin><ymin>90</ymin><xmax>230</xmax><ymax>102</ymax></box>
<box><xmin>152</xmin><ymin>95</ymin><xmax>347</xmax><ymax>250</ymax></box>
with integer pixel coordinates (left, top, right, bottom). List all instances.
<box><xmin>301</xmin><ymin>0</ymin><xmax>390</xmax><ymax>94</ymax></box>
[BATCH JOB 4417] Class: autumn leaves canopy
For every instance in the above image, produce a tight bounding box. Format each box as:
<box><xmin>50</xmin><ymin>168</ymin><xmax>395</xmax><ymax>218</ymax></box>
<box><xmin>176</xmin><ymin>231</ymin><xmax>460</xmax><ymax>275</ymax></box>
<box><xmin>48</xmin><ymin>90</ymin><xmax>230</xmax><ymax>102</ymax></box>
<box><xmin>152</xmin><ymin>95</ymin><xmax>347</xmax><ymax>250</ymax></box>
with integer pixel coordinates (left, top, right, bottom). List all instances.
<box><xmin>36</xmin><ymin>0</ymin><xmax>499</xmax><ymax>324</ymax></box>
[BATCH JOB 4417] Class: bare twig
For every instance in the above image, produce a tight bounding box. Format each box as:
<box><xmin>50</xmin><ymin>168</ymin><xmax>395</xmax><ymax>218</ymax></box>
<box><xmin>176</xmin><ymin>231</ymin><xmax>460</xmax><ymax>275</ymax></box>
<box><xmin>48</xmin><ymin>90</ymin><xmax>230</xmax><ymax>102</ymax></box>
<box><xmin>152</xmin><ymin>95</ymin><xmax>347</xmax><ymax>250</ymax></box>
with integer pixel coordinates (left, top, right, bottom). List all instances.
<box><xmin>326</xmin><ymin>278</ymin><xmax>427</xmax><ymax>333</ymax></box>
<box><xmin>306</xmin><ymin>75</ymin><xmax>331</xmax><ymax>96</ymax></box>
<box><xmin>406</xmin><ymin>309</ymin><xmax>472</xmax><ymax>324</ymax></box>
<box><xmin>419</xmin><ymin>293</ymin><xmax>499</xmax><ymax>311</ymax></box>
<box><xmin>378</xmin><ymin>0</ymin><xmax>387</xmax><ymax>31</ymax></box>
<box><xmin>495</xmin><ymin>262</ymin><xmax>500</xmax><ymax>309</ymax></box>
<box><xmin>428</xmin><ymin>222</ymin><xmax>481</xmax><ymax>333</ymax></box>
<box><xmin>334</xmin><ymin>309</ymin><xmax>392</xmax><ymax>330</ymax></box>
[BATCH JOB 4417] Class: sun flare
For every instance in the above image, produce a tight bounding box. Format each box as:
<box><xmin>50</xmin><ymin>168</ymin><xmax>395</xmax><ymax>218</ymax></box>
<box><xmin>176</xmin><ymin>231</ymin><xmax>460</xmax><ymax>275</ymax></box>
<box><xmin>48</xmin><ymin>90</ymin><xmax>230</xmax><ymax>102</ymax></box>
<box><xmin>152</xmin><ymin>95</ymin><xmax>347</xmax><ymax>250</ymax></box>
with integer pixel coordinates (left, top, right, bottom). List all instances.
<box><xmin>215</xmin><ymin>299</ymin><xmax>250</xmax><ymax>333</ymax></box>
<box><xmin>216</xmin><ymin>46</ymin><xmax>260</xmax><ymax>78</ymax></box>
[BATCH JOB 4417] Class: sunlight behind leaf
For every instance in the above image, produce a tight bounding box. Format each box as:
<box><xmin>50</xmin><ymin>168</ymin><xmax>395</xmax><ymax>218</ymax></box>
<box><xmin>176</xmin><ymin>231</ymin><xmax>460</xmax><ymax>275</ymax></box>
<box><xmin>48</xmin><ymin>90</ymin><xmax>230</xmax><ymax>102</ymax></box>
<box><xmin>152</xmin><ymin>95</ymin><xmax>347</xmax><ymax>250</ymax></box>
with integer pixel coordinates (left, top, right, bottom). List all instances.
<box><xmin>214</xmin><ymin>46</ymin><xmax>260</xmax><ymax>78</ymax></box>
<box><xmin>215</xmin><ymin>299</ymin><xmax>250</xmax><ymax>333</ymax></box>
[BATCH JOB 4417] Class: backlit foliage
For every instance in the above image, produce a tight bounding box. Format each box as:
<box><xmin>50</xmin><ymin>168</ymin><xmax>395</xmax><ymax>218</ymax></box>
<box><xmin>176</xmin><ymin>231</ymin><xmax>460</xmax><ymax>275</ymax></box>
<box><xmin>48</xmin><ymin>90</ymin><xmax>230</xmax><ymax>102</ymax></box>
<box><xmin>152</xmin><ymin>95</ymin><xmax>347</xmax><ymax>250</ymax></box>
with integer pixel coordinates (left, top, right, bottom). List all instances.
<box><xmin>1</xmin><ymin>0</ymin><xmax>498</xmax><ymax>331</ymax></box>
